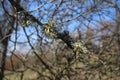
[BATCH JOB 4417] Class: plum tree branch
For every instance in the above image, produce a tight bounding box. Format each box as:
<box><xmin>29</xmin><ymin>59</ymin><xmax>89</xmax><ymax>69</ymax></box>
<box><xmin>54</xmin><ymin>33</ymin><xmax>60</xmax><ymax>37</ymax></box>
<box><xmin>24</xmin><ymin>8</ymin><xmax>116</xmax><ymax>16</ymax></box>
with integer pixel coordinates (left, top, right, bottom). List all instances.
<box><xmin>8</xmin><ymin>0</ymin><xmax>102</xmax><ymax>67</ymax></box>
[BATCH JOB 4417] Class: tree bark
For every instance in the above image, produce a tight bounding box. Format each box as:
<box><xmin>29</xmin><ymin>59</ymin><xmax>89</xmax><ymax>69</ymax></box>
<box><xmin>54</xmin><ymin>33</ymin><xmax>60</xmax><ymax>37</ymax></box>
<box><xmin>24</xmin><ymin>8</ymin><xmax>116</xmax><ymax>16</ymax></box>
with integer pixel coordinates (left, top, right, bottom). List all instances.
<box><xmin>0</xmin><ymin>19</ymin><xmax>14</xmax><ymax>80</ymax></box>
<box><xmin>0</xmin><ymin>37</ymin><xmax>9</xmax><ymax>80</ymax></box>
<box><xmin>115</xmin><ymin>1</ymin><xmax>120</xmax><ymax>68</ymax></box>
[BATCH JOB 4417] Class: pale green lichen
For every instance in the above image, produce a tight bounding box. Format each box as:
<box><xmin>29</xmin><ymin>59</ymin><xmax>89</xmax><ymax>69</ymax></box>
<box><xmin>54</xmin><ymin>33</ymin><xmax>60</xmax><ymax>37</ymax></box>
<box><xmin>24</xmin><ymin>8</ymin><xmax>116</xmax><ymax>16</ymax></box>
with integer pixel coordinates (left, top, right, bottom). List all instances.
<box><xmin>19</xmin><ymin>12</ymin><xmax>37</xmax><ymax>27</ymax></box>
<box><xmin>72</xmin><ymin>40</ymin><xmax>89</xmax><ymax>54</ymax></box>
<box><xmin>43</xmin><ymin>21</ymin><xmax>58</xmax><ymax>38</ymax></box>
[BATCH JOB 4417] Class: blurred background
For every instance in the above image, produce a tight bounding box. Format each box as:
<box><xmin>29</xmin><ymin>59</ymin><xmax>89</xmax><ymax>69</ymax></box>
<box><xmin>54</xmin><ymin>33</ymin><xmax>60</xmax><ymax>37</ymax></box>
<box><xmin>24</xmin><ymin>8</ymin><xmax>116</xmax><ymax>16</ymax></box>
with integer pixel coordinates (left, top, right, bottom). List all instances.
<box><xmin>0</xmin><ymin>0</ymin><xmax>120</xmax><ymax>80</ymax></box>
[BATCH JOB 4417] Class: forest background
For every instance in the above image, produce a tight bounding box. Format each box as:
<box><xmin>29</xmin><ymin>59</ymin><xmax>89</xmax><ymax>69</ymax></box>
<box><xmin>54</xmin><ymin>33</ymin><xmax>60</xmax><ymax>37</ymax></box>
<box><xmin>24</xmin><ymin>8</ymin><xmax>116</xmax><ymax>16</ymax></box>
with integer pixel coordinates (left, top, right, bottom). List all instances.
<box><xmin>0</xmin><ymin>0</ymin><xmax>120</xmax><ymax>80</ymax></box>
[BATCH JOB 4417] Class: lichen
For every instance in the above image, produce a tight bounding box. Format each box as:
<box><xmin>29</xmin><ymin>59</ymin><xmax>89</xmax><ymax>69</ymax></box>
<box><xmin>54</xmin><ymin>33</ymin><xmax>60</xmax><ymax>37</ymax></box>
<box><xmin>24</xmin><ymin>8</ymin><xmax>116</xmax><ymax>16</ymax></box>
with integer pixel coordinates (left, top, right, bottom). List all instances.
<box><xmin>43</xmin><ymin>21</ymin><xmax>58</xmax><ymax>39</ymax></box>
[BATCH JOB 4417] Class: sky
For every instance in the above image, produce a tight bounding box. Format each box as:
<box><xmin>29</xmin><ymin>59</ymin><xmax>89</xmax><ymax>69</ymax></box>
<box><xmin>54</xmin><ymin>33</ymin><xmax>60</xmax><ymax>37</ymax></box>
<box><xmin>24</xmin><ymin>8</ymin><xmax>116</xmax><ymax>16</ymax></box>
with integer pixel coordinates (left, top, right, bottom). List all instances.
<box><xmin>0</xmin><ymin>0</ymin><xmax>120</xmax><ymax>55</ymax></box>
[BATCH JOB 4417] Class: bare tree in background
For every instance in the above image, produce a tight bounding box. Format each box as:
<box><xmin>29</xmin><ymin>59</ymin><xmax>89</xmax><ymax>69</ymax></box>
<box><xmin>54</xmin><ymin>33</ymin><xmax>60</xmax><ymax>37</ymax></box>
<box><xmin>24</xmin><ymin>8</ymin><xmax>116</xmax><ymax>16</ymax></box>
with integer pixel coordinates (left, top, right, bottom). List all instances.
<box><xmin>0</xmin><ymin>13</ymin><xmax>15</xmax><ymax>79</ymax></box>
<box><xmin>115</xmin><ymin>0</ymin><xmax>120</xmax><ymax>57</ymax></box>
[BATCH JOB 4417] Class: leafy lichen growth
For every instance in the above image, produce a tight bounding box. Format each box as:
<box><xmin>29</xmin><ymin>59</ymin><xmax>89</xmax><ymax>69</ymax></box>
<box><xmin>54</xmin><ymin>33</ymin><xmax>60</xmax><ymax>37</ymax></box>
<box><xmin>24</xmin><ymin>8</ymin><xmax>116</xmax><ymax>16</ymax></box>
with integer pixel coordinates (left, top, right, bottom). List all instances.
<box><xmin>43</xmin><ymin>21</ymin><xmax>58</xmax><ymax>39</ymax></box>
<box><xmin>72</xmin><ymin>40</ymin><xmax>89</xmax><ymax>54</ymax></box>
<box><xmin>43</xmin><ymin>22</ymin><xmax>93</xmax><ymax>63</ymax></box>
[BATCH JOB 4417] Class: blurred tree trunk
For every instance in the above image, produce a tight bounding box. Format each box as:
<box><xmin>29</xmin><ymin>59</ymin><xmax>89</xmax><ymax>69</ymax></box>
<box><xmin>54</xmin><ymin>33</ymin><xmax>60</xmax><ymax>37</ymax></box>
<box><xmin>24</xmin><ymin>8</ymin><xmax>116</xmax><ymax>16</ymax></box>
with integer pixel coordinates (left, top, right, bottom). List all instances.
<box><xmin>0</xmin><ymin>19</ymin><xmax>14</xmax><ymax>80</ymax></box>
<box><xmin>0</xmin><ymin>36</ymin><xmax>9</xmax><ymax>80</ymax></box>
<box><xmin>115</xmin><ymin>0</ymin><xmax>120</xmax><ymax>68</ymax></box>
<box><xmin>115</xmin><ymin>1</ymin><xmax>120</xmax><ymax>56</ymax></box>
